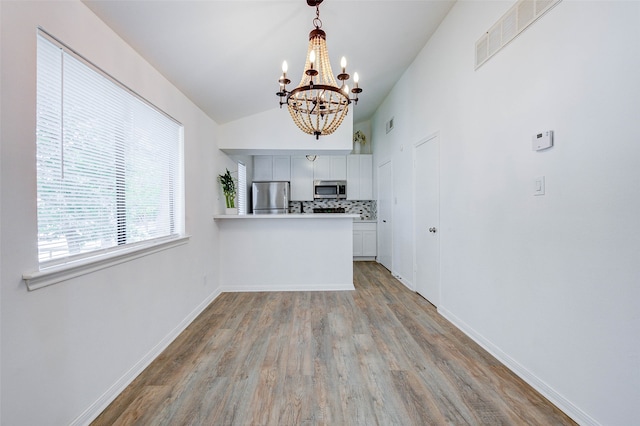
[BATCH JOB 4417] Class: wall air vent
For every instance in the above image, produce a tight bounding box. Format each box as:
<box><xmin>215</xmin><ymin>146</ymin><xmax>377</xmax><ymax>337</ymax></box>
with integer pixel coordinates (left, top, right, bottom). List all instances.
<box><xmin>475</xmin><ymin>0</ymin><xmax>561</xmax><ymax>69</ymax></box>
<box><xmin>386</xmin><ymin>117</ymin><xmax>395</xmax><ymax>134</ymax></box>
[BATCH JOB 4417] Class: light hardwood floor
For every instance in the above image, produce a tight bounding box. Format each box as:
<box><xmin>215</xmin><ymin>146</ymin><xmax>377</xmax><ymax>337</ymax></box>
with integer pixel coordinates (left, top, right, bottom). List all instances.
<box><xmin>92</xmin><ymin>261</ymin><xmax>575</xmax><ymax>425</ymax></box>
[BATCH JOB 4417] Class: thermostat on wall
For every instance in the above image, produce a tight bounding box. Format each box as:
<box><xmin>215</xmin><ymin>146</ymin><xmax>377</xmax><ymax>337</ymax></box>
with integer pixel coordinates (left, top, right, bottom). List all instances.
<box><xmin>532</xmin><ymin>130</ymin><xmax>553</xmax><ymax>151</ymax></box>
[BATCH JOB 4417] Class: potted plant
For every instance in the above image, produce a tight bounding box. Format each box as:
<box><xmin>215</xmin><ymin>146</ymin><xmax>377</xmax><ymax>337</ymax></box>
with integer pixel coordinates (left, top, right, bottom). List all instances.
<box><xmin>353</xmin><ymin>130</ymin><xmax>366</xmax><ymax>154</ymax></box>
<box><xmin>218</xmin><ymin>168</ymin><xmax>237</xmax><ymax>214</ymax></box>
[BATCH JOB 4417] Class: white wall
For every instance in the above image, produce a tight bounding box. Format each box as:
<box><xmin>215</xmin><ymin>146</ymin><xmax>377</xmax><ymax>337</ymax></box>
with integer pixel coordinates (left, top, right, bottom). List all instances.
<box><xmin>353</xmin><ymin>119</ymin><xmax>372</xmax><ymax>154</ymax></box>
<box><xmin>0</xmin><ymin>1</ymin><xmax>3</xmax><ymax>420</ymax></box>
<box><xmin>372</xmin><ymin>1</ymin><xmax>640</xmax><ymax>425</ymax></box>
<box><xmin>1</xmin><ymin>1</ymin><xmax>224</xmax><ymax>424</ymax></box>
<box><xmin>218</xmin><ymin>106</ymin><xmax>353</xmax><ymax>155</ymax></box>
<box><xmin>0</xmin><ymin>0</ymin><xmax>3</xmax><ymax>418</ymax></box>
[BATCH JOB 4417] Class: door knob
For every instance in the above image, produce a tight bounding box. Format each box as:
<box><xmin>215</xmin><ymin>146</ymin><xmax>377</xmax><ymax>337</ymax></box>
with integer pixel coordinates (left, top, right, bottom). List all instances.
<box><xmin>429</xmin><ymin>227</ymin><xmax>437</xmax><ymax>233</ymax></box>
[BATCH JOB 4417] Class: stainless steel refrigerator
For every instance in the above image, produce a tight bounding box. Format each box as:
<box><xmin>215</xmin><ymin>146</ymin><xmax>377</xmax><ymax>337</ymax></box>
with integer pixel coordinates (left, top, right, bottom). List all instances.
<box><xmin>252</xmin><ymin>181</ymin><xmax>290</xmax><ymax>214</ymax></box>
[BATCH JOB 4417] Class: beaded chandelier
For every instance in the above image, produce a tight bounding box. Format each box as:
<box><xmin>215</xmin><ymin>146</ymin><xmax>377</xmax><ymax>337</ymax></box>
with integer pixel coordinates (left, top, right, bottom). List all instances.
<box><xmin>277</xmin><ymin>0</ymin><xmax>362</xmax><ymax>139</ymax></box>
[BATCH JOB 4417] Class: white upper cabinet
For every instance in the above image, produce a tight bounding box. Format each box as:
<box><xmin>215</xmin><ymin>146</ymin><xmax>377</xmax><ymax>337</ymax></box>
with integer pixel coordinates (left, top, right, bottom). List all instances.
<box><xmin>255</xmin><ymin>154</ymin><xmax>370</xmax><ymax>201</ymax></box>
<box><xmin>253</xmin><ymin>155</ymin><xmax>291</xmax><ymax>181</ymax></box>
<box><xmin>273</xmin><ymin>156</ymin><xmax>291</xmax><ymax>181</ymax></box>
<box><xmin>290</xmin><ymin>156</ymin><xmax>314</xmax><ymax>201</ymax></box>
<box><xmin>313</xmin><ymin>156</ymin><xmax>346</xmax><ymax>181</ymax></box>
<box><xmin>347</xmin><ymin>155</ymin><xmax>373</xmax><ymax>200</ymax></box>
<box><xmin>253</xmin><ymin>156</ymin><xmax>272</xmax><ymax>181</ymax></box>
<box><xmin>331</xmin><ymin>156</ymin><xmax>347</xmax><ymax>180</ymax></box>
<box><xmin>312</xmin><ymin>156</ymin><xmax>330</xmax><ymax>180</ymax></box>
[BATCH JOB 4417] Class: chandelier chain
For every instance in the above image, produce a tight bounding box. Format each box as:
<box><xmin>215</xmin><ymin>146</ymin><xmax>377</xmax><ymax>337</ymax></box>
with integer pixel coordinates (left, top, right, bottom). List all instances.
<box><xmin>313</xmin><ymin>4</ymin><xmax>322</xmax><ymax>29</ymax></box>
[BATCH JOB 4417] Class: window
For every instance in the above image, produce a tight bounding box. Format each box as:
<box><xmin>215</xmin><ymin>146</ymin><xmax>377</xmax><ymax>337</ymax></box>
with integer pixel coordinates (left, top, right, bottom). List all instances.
<box><xmin>36</xmin><ymin>30</ymin><xmax>184</xmax><ymax>268</ymax></box>
<box><xmin>237</xmin><ymin>162</ymin><xmax>247</xmax><ymax>215</ymax></box>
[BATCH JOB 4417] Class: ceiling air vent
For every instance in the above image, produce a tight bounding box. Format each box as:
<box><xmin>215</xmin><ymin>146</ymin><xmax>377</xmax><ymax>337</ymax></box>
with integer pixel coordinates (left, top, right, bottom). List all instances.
<box><xmin>475</xmin><ymin>0</ymin><xmax>561</xmax><ymax>69</ymax></box>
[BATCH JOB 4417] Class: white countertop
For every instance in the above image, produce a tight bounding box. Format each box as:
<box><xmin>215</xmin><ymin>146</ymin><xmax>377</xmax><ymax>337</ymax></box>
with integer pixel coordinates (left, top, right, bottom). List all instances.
<box><xmin>214</xmin><ymin>213</ymin><xmax>360</xmax><ymax>220</ymax></box>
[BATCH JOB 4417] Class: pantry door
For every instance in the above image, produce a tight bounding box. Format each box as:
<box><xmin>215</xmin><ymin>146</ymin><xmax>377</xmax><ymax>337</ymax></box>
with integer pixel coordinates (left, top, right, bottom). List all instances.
<box><xmin>414</xmin><ymin>134</ymin><xmax>440</xmax><ymax>306</ymax></box>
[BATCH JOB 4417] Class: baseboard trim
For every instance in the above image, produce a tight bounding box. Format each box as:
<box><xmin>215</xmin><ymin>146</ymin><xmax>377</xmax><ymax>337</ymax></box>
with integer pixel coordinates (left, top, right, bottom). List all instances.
<box><xmin>392</xmin><ymin>271</ymin><xmax>414</xmax><ymax>291</ymax></box>
<box><xmin>438</xmin><ymin>306</ymin><xmax>600</xmax><ymax>426</ymax></box>
<box><xmin>220</xmin><ymin>283</ymin><xmax>355</xmax><ymax>292</ymax></box>
<box><xmin>70</xmin><ymin>286</ymin><xmax>223</xmax><ymax>426</ymax></box>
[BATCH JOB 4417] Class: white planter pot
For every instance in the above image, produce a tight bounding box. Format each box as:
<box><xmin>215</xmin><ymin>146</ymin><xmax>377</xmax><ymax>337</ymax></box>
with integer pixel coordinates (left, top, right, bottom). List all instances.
<box><xmin>354</xmin><ymin>142</ymin><xmax>361</xmax><ymax>154</ymax></box>
<box><xmin>225</xmin><ymin>207</ymin><xmax>238</xmax><ymax>215</ymax></box>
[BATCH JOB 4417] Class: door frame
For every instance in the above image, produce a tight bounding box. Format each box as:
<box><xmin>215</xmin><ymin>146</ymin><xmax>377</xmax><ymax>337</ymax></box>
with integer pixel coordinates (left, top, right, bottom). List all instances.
<box><xmin>412</xmin><ymin>131</ymin><xmax>441</xmax><ymax>304</ymax></box>
<box><xmin>377</xmin><ymin>159</ymin><xmax>393</xmax><ymax>272</ymax></box>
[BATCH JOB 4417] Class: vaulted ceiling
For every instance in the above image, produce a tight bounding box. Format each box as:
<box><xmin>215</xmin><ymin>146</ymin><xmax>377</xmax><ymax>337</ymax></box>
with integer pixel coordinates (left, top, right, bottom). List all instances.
<box><xmin>83</xmin><ymin>0</ymin><xmax>455</xmax><ymax>125</ymax></box>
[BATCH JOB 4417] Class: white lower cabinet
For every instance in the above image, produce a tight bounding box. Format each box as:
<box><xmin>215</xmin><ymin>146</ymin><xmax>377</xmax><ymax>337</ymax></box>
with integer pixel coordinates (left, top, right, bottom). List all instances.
<box><xmin>353</xmin><ymin>222</ymin><xmax>377</xmax><ymax>259</ymax></box>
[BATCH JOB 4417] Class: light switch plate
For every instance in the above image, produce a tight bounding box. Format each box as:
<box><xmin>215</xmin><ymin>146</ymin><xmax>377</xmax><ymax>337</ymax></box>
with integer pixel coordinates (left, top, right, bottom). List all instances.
<box><xmin>532</xmin><ymin>130</ymin><xmax>553</xmax><ymax>151</ymax></box>
<box><xmin>534</xmin><ymin>176</ymin><xmax>545</xmax><ymax>196</ymax></box>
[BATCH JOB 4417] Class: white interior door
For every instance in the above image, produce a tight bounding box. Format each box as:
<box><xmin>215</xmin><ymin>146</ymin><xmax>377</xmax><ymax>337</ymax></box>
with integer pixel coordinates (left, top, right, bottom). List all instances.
<box><xmin>414</xmin><ymin>135</ymin><xmax>440</xmax><ymax>306</ymax></box>
<box><xmin>377</xmin><ymin>161</ymin><xmax>392</xmax><ymax>271</ymax></box>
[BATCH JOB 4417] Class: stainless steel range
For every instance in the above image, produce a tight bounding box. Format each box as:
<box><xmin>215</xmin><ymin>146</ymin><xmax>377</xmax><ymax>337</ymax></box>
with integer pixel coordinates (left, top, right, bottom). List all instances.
<box><xmin>313</xmin><ymin>207</ymin><xmax>346</xmax><ymax>214</ymax></box>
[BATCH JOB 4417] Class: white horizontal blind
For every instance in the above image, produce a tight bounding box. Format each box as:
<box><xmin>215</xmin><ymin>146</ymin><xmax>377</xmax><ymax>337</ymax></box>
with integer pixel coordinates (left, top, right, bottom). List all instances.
<box><xmin>237</xmin><ymin>162</ymin><xmax>247</xmax><ymax>215</ymax></box>
<box><xmin>36</xmin><ymin>30</ymin><xmax>184</xmax><ymax>266</ymax></box>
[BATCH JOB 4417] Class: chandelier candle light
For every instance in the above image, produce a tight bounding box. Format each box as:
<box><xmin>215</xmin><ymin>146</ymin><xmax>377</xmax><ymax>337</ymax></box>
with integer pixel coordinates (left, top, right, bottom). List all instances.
<box><xmin>277</xmin><ymin>0</ymin><xmax>363</xmax><ymax>139</ymax></box>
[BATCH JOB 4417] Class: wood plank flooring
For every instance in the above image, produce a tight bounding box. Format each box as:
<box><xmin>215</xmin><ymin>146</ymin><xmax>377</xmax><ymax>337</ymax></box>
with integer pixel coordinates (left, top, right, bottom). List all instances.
<box><xmin>92</xmin><ymin>262</ymin><xmax>575</xmax><ymax>425</ymax></box>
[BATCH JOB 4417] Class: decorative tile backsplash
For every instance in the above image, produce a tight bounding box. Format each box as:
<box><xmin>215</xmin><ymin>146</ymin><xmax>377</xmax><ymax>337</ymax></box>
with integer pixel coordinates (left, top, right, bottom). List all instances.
<box><xmin>289</xmin><ymin>200</ymin><xmax>377</xmax><ymax>220</ymax></box>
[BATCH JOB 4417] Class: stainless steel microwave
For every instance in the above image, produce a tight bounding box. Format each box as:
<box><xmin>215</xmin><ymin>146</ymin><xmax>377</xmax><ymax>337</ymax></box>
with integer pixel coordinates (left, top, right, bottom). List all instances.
<box><xmin>314</xmin><ymin>180</ymin><xmax>347</xmax><ymax>199</ymax></box>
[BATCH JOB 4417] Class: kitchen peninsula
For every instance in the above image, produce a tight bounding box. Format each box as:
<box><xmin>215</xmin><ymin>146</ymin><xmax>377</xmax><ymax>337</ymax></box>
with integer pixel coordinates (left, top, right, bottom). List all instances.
<box><xmin>214</xmin><ymin>213</ymin><xmax>359</xmax><ymax>291</ymax></box>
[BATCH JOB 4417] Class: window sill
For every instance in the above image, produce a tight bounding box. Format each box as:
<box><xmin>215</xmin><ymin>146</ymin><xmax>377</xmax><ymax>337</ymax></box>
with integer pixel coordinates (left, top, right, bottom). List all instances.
<box><xmin>23</xmin><ymin>235</ymin><xmax>190</xmax><ymax>291</ymax></box>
